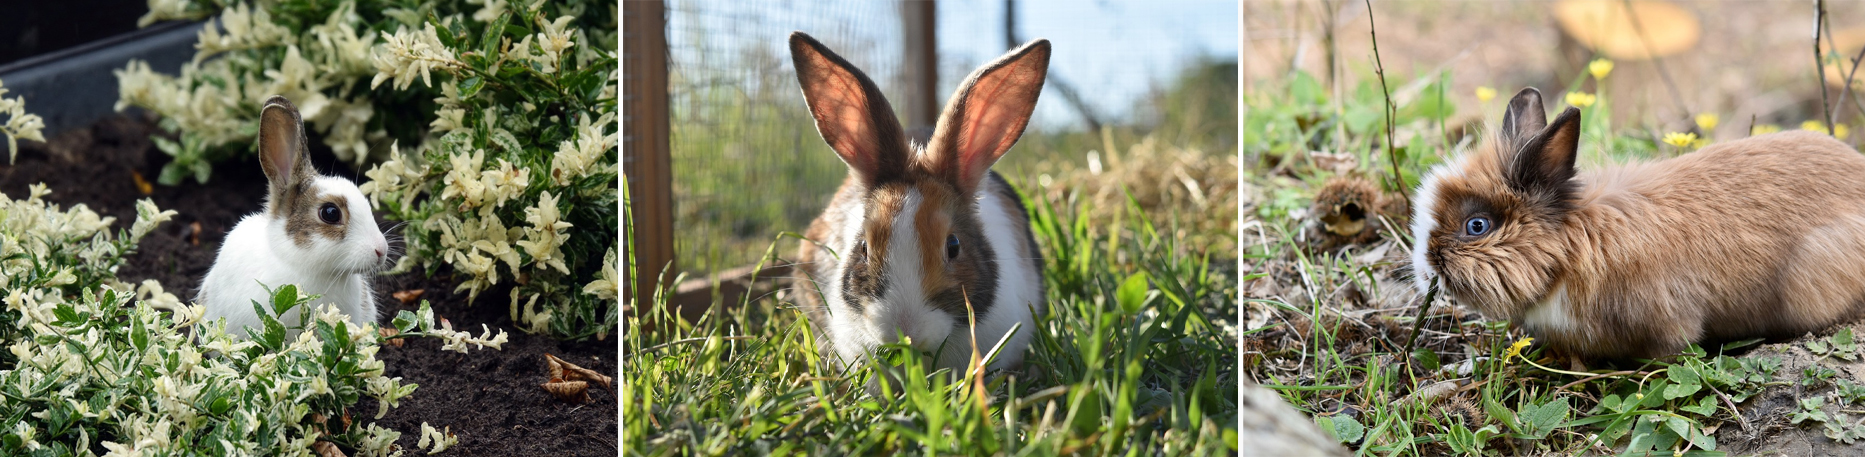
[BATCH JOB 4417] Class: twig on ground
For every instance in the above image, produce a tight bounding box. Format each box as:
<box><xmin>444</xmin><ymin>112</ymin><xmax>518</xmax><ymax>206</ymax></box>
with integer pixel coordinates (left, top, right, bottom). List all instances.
<box><xmin>1363</xmin><ymin>0</ymin><xmax>1411</xmax><ymax>210</ymax></box>
<box><xmin>1816</xmin><ymin>0</ymin><xmax>1834</xmax><ymax>135</ymax></box>
<box><xmin>1825</xmin><ymin>19</ymin><xmax>1865</xmax><ymax>128</ymax></box>
<box><xmin>1402</xmin><ymin>278</ymin><xmax>1440</xmax><ymax>356</ymax></box>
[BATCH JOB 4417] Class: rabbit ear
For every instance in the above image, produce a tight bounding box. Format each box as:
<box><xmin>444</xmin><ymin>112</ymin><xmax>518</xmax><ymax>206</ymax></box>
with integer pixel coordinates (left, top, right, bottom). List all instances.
<box><xmin>1500</xmin><ymin>87</ymin><xmax>1547</xmax><ymax>145</ymax></box>
<box><xmin>1508</xmin><ymin>106</ymin><xmax>1581</xmax><ymax>199</ymax></box>
<box><xmin>926</xmin><ymin>39</ymin><xmax>1050</xmax><ymax>195</ymax></box>
<box><xmin>789</xmin><ymin>32</ymin><xmax>910</xmax><ymax>184</ymax></box>
<box><xmin>258</xmin><ymin>96</ymin><xmax>313</xmax><ymax>213</ymax></box>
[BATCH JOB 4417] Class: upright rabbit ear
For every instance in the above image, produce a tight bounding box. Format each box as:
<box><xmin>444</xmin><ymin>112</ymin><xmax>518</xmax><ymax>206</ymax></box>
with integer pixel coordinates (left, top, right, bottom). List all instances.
<box><xmin>789</xmin><ymin>32</ymin><xmax>910</xmax><ymax>185</ymax></box>
<box><xmin>1508</xmin><ymin>106</ymin><xmax>1581</xmax><ymax>201</ymax></box>
<box><xmin>926</xmin><ymin>39</ymin><xmax>1050</xmax><ymax>195</ymax></box>
<box><xmin>1500</xmin><ymin>87</ymin><xmax>1548</xmax><ymax>146</ymax></box>
<box><xmin>258</xmin><ymin>95</ymin><xmax>312</xmax><ymax>214</ymax></box>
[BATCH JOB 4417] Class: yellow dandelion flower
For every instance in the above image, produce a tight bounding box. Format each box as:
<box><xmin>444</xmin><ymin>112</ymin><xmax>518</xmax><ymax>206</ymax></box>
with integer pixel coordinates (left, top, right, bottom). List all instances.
<box><xmin>1565</xmin><ymin>92</ymin><xmax>1596</xmax><ymax>108</ymax></box>
<box><xmin>1838</xmin><ymin>124</ymin><xmax>1851</xmax><ymax>140</ymax></box>
<box><xmin>1506</xmin><ymin>337</ymin><xmax>1535</xmax><ymax>360</ymax></box>
<box><xmin>1694</xmin><ymin>113</ymin><xmax>1718</xmax><ymax>131</ymax></box>
<box><xmin>1588</xmin><ymin>58</ymin><xmax>1615</xmax><ymax>80</ymax></box>
<box><xmin>1662</xmin><ymin>132</ymin><xmax>1698</xmax><ymax>147</ymax></box>
<box><xmin>1476</xmin><ymin>86</ymin><xmax>1497</xmax><ymax>103</ymax></box>
<box><xmin>1802</xmin><ymin>120</ymin><xmax>1828</xmax><ymax>133</ymax></box>
<box><xmin>1752</xmin><ymin>124</ymin><xmax>1781</xmax><ymax>135</ymax></box>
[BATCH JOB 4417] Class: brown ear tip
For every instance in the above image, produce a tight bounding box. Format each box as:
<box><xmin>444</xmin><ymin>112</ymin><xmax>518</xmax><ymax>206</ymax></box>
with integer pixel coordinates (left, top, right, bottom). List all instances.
<box><xmin>1553</xmin><ymin>106</ymin><xmax>1583</xmax><ymax>124</ymax></box>
<box><xmin>788</xmin><ymin>32</ymin><xmax>819</xmax><ymax>50</ymax></box>
<box><xmin>262</xmin><ymin>95</ymin><xmax>295</xmax><ymax>110</ymax></box>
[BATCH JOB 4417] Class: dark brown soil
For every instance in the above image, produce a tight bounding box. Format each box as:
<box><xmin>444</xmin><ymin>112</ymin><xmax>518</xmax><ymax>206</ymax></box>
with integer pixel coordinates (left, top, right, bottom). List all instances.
<box><xmin>0</xmin><ymin>113</ymin><xmax>618</xmax><ymax>456</ymax></box>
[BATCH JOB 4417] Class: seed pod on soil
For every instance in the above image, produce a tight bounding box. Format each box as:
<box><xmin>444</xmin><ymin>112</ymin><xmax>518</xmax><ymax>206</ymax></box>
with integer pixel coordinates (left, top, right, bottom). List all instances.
<box><xmin>543</xmin><ymin>380</ymin><xmax>591</xmax><ymax>404</ymax></box>
<box><xmin>1308</xmin><ymin>175</ymin><xmax>1406</xmax><ymax>252</ymax></box>
<box><xmin>312</xmin><ymin>441</ymin><xmax>346</xmax><ymax>457</ymax></box>
<box><xmin>545</xmin><ymin>353</ymin><xmax>612</xmax><ymax>390</ymax></box>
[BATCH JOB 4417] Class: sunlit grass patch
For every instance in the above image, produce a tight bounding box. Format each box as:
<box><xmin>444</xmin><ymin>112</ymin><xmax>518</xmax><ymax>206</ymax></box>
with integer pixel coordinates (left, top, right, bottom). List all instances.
<box><xmin>625</xmin><ymin>174</ymin><xmax>1238</xmax><ymax>455</ymax></box>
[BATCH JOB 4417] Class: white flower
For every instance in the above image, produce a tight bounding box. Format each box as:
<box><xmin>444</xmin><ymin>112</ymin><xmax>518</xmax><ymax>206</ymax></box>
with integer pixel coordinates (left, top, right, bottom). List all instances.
<box><xmin>130</xmin><ymin>199</ymin><xmax>179</xmax><ymax>241</ymax></box>
<box><xmin>372</xmin><ymin>24</ymin><xmax>458</xmax><ymax>91</ymax></box>
<box><xmin>467</xmin><ymin>0</ymin><xmax>508</xmax><ymax>23</ymax></box>
<box><xmin>516</xmin><ymin>192</ymin><xmax>573</xmax><ymax>275</ymax></box>
<box><xmin>550</xmin><ymin>112</ymin><xmax>616</xmax><ymax>186</ymax></box>
<box><xmin>529</xmin><ymin>16</ymin><xmax>577</xmax><ymax>73</ymax></box>
<box><xmin>0</xmin><ymin>78</ymin><xmax>47</xmax><ymax>163</ymax></box>
<box><xmin>418</xmin><ymin>422</ymin><xmax>459</xmax><ymax>454</ymax></box>
<box><xmin>439</xmin><ymin>148</ymin><xmax>488</xmax><ymax>209</ymax></box>
<box><xmin>583</xmin><ymin>248</ymin><xmax>618</xmax><ymax>301</ymax></box>
<box><xmin>194</xmin><ymin>3</ymin><xmax>290</xmax><ymax>62</ymax></box>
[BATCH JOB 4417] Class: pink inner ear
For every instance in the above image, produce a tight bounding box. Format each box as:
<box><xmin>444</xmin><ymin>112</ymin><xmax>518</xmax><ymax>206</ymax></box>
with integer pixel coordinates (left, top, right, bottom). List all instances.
<box><xmin>955</xmin><ymin>71</ymin><xmax>1041</xmax><ymax>184</ymax></box>
<box><xmin>260</xmin><ymin>106</ymin><xmax>298</xmax><ymax>181</ymax></box>
<box><xmin>812</xmin><ymin>77</ymin><xmax>881</xmax><ymax>173</ymax></box>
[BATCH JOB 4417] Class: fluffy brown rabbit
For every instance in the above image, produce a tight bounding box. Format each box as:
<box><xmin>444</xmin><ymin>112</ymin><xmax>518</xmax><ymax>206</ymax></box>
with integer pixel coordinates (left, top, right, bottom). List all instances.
<box><xmin>1410</xmin><ymin>87</ymin><xmax>1865</xmax><ymax>360</ymax></box>
<box><xmin>788</xmin><ymin>32</ymin><xmax>1049</xmax><ymax>374</ymax></box>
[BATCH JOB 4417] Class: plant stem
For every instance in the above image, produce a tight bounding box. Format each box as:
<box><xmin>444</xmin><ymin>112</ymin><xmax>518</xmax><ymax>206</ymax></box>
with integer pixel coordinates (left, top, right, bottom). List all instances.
<box><xmin>1363</xmin><ymin>0</ymin><xmax>1411</xmax><ymax>209</ymax></box>
<box><xmin>1817</xmin><ymin>0</ymin><xmax>1835</xmax><ymax>135</ymax></box>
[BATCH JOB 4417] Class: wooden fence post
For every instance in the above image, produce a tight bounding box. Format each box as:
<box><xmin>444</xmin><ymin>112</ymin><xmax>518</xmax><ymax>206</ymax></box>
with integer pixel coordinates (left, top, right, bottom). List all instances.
<box><xmin>900</xmin><ymin>1</ymin><xmax>938</xmax><ymax>135</ymax></box>
<box><xmin>622</xmin><ymin>0</ymin><xmax>674</xmax><ymax>309</ymax></box>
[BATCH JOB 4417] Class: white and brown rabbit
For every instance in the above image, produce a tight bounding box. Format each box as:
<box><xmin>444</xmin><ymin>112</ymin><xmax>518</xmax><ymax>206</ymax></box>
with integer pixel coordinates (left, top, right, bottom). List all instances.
<box><xmin>197</xmin><ymin>95</ymin><xmax>391</xmax><ymax>335</ymax></box>
<box><xmin>1411</xmin><ymin>87</ymin><xmax>1865</xmax><ymax>360</ymax></box>
<box><xmin>788</xmin><ymin>32</ymin><xmax>1048</xmax><ymax>374</ymax></box>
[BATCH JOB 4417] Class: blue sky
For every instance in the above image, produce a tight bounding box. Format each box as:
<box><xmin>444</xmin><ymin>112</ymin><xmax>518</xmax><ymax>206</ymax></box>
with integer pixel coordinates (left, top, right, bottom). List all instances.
<box><xmin>664</xmin><ymin>0</ymin><xmax>1238</xmax><ymax>131</ymax></box>
<box><xmin>937</xmin><ymin>0</ymin><xmax>1239</xmax><ymax>130</ymax></box>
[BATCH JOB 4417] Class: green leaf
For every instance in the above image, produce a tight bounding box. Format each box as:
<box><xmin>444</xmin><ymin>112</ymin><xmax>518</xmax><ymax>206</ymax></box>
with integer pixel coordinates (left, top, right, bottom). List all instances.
<box><xmin>131</xmin><ymin>317</ymin><xmax>148</xmax><ymax>352</ymax></box>
<box><xmin>1114</xmin><ymin>272</ymin><xmax>1148</xmax><ymax>317</ymax></box>
<box><xmin>481</xmin><ymin>12</ymin><xmax>511</xmax><ymax>58</ymax></box>
<box><xmin>1412</xmin><ymin>347</ymin><xmax>1440</xmax><ymax>372</ymax></box>
<box><xmin>1680</xmin><ymin>395</ymin><xmax>1719</xmax><ymax>416</ymax></box>
<box><xmin>428</xmin><ymin>14</ymin><xmax>456</xmax><ymax>47</ymax></box>
<box><xmin>1520</xmin><ymin>397</ymin><xmax>1569</xmax><ymax>438</ymax></box>
<box><xmin>490</xmin><ymin>128</ymin><xmax>524</xmax><ymax>154</ymax></box>
<box><xmin>52</xmin><ymin>304</ymin><xmax>80</xmax><ymax>325</ymax></box>
<box><xmin>271</xmin><ymin>284</ymin><xmax>298</xmax><ymax>316</ymax></box>
<box><xmin>1289</xmin><ymin>70</ymin><xmax>1324</xmax><ymax>105</ymax></box>
<box><xmin>157</xmin><ymin>162</ymin><xmax>188</xmax><ymax>186</ymax></box>
<box><xmin>1316</xmin><ymin>415</ymin><xmax>1364</xmax><ymax>444</ymax></box>
<box><xmin>459</xmin><ymin>76</ymin><xmax>485</xmax><ymax>99</ymax></box>
<box><xmin>393</xmin><ymin>310</ymin><xmax>419</xmax><ymax>333</ymax></box>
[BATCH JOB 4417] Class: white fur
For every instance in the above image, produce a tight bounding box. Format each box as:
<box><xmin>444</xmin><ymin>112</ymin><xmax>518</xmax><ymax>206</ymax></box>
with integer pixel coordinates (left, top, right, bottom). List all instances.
<box><xmin>198</xmin><ymin>175</ymin><xmax>389</xmax><ymax>336</ymax></box>
<box><xmin>1523</xmin><ymin>284</ymin><xmax>1575</xmax><ymax>336</ymax></box>
<box><xmin>972</xmin><ymin>184</ymin><xmax>1040</xmax><ymax>370</ymax></box>
<box><xmin>823</xmin><ymin>184</ymin><xmax>1040</xmax><ymax>373</ymax></box>
<box><xmin>1410</xmin><ymin>158</ymin><xmax>1459</xmax><ymax>295</ymax></box>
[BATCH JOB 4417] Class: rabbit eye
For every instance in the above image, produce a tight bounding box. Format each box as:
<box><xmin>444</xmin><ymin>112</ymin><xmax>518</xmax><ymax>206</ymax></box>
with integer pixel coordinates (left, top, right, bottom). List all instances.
<box><xmin>318</xmin><ymin>203</ymin><xmax>342</xmax><ymax>224</ymax></box>
<box><xmin>1463</xmin><ymin>216</ymin><xmax>1492</xmax><ymax>236</ymax></box>
<box><xmin>945</xmin><ymin>234</ymin><xmax>960</xmax><ymax>259</ymax></box>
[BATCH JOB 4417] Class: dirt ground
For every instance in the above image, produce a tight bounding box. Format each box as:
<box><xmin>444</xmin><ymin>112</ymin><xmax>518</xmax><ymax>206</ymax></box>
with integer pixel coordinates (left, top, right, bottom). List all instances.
<box><xmin>1239</xmin><ymin>204</ymin><xmax>1865</xmax><ymax>455</ymax></box>
<box><xmin>0</xmin><ymin>113</ymin><xmax>617</xmax><ymax>456</ymax></box>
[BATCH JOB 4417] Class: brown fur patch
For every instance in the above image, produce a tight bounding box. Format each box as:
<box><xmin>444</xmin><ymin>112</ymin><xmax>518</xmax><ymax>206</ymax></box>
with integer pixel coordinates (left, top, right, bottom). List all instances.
<box><xmin>284</xmin><ymin>189</ymin><xmax>350</xmax><ymax>247</ymax></box>
<box><xmin>913</xmin><ymin>180</ymin><xmax>955</xmax><ymax>296</ymax></box>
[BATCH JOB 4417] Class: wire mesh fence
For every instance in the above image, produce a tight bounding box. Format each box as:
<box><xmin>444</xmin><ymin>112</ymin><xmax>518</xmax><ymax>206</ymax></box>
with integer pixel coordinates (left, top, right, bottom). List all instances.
<box><xmin>666</xmin><ymin>0</ymin><xmax>1240</xmax><ymax>278</ymax></box>
<box><xmin>666</xmin><ymin>0</ymin><xmax>907</xmax><ymax>278</ymax></box>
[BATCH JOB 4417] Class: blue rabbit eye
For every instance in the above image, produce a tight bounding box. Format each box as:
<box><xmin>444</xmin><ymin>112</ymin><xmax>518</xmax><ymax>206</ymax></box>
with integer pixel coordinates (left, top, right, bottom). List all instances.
<box><xmin>1464</xmin><ymin>216</ymin><xmax>1492</xmax><ymax>236</ymax></box>
<box><xmin>945</xmin><ymin>234</ymin><xmax>960</xmax><ymax>259</ymax></box>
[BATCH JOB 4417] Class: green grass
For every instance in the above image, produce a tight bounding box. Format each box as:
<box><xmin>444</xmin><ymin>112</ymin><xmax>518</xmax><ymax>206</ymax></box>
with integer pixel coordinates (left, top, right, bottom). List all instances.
<box><xmin>624</xmin><ymin>177</ymin><xmax>1238</xmax><ymax>455</ymax></box>
<box><xmin>1243</xmin><ymin>52</ymin><xmax>1865</xmax><ymax>455</ymax></box>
